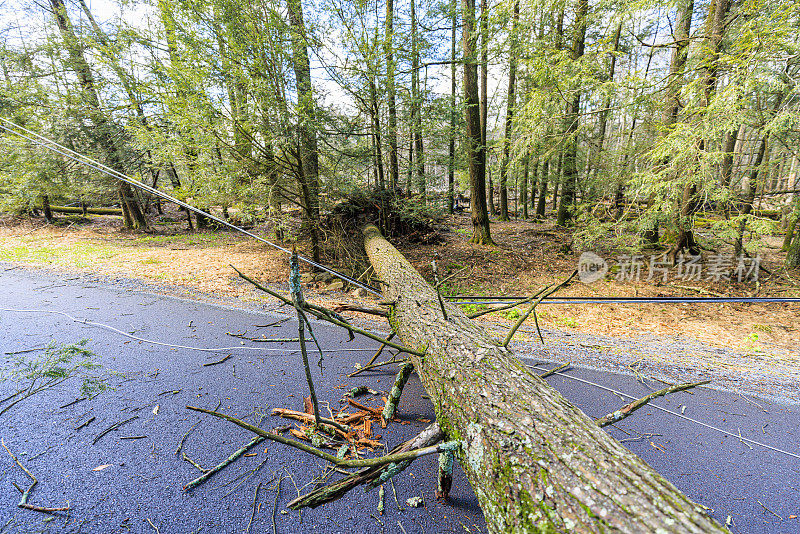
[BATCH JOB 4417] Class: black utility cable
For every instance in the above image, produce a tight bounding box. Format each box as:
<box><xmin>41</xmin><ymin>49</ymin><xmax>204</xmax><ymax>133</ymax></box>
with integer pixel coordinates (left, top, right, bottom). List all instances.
<box><xmin>445</xmin><ymin>296</ymin><xmax>800</xmax><ymax>305</ymax></box>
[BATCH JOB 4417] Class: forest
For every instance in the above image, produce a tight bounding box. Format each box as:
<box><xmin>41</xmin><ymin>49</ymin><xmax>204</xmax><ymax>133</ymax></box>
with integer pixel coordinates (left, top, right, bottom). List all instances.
<box><xmin>0</xmin><ymin>0</ymin><xmax>798</xmax><ymax>270</ymax></box>
<box><xmin>1</xmin><ymin>1</ymin><xmax>800</xmax><ymax>532</ymax></box>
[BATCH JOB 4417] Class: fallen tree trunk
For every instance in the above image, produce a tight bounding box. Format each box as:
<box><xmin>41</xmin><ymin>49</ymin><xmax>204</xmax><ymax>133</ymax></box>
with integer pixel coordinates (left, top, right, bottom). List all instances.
<box><xmin>362</xmin><ymin>224</ymin><xmax>726</xmax><ymax>533</ymax></box>
<box><xmin>49</xmin><ymin>205</ymin><xmax>122</xmax><ymax>216</ymax></box>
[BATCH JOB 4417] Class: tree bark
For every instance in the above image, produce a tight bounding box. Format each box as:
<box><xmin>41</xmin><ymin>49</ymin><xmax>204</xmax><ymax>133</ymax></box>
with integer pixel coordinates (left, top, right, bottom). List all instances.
<box><xmin>49</xmin><ymin>205</ymin><xmax>122</xmax><ymax>215</ymax></box>
<box><xmin>556</xmin><ymin>0</ymin><xmax>588</xmax><ymax>227</ymax></box>
<box><xmin>363</xmin><ymin>224</ymin><xmax>726</xmax><ymax>533</ymax></box>
<box><xmin>521</xmin><ymin>152</ymin><xmax>529</xmax><ymax>219</ymax></box>
<box><xmin>42</xmin><ymin>195</ymin><xmax>53</xmax><ymax>223</ymax></box>
<box><xmin>588</xmin><ymin>22</ymin><xmax>621</xmax><ymax>184</ymax></box>
<box><xmin>536</xmin><ymin>157</ymin><xmax>548</xmax><ymax>218</ymax></box>
<box><xmin>647</xmin><ymin>0</ymin><xmax>694</xmax><ymax>246</ymax></box>
<box><xmin>410</xmin><ymin>0</ymin><xmax>425</xmax><ymax>200</ymax></box>
<box><xmin>463</xmin><ymin>0</ymin><xmax>494</xmax><ymax>245</ymax></box>
<box><xmin>498</xmin><ymin>0</ymin><xmax>519</xmax><ymax>222</ymax></box>
<box><xmin>287</xmin><ymin>0</ymin><xmax>321</xmax><ymax>262</ymax></box>
<box><xmin>368</xmin><ymin>74</ymin><xmax>385</xmax><ymax>190</ymax></box>
<box><xmin>49</xmin><ymin>0</ymin><xmax>148</xmax><ymax>230</ymax></box>
<box><xmin>448</xmin><ymin>0</ymin><xmax>457</xmax><ymax>214</ymax></box>
<box><xmin>787</xmin><ymin>197</ymin><xmax>800</xmax><ymax>267</ymax></box>
<box><xmin>385</xmin><ymin>0</ymin><xmax>399</xmax><ymax>190</ymax></box>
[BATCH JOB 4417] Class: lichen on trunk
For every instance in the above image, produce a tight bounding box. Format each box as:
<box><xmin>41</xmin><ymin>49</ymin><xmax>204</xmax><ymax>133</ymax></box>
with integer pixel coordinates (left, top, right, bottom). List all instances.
<box><xmin>362</xmin><ymin>224</ymin><xmax>727</xmax><ymax>533</ymax></box>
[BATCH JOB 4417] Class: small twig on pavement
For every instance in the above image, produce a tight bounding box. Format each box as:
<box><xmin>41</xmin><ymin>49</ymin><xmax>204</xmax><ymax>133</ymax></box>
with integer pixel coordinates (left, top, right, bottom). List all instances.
<box><xmin>2</xmin><ymin>438</ymin><xmax>69</xmax><ymax>513</ymax></box>
<box><xmin>176</xmin><ymin>422</ymin><xmax>199</xmax><ymax>456</ymax></box>
<box><xmin>75</xmin><ymin>416</ymin><xmax>95</xmax><ymax>431</ymax></box>
<box><xmin>93</xmin><ymin>416</ymin><xmax>138</xmax><ymax>444</ymax></box>
<box><xmin>757</xmin><ymin>499</ymin><xmax>783</xmax><ymax>520</ymax></box>
<box><xmin>203</xmin><ymin>354</ymin><xmax>232</xmax><ymax>367</ymax></box>
<box><xmin>272</xmin><ymin>475</ymin><xmax>285</xmax><ymax>534</ymax></box>
<box><xmin>246</xmin><ymin>481</ymin><xmax>262</xmax><ymax>534</ymax></box>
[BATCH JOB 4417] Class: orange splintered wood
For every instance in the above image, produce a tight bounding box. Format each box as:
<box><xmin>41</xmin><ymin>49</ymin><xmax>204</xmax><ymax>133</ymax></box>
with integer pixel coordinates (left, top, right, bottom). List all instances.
<box><xmin>357</xmin><ymin>438</ymin><xmax>382</xmax><ymax>448</ymax></box>
<box><xmin>289</xmin><ymin>428</ymin><xmax>309</xmax><ymax>441</ymax></box>
<box><xmin>347</xmin><ymin>399</ymin><xmax>382</xmax><ymax>416</ymax></box>
<box><xmin>364</xmin><ymin>418</ymin><xmax>372</xmax><ymax>438</ymax></box>
<box><xmin>338</xmin><ymin>411</ymin><xmax>369</xmax><ymax>424</ymax></box>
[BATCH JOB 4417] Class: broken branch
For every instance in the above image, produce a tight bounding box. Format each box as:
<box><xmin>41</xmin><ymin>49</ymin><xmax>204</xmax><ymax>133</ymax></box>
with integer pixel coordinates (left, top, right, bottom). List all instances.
<box><xmin>184</xmin><ymin>435</ymin><xmax>266</xmax><ymax>491</ymax></box>
<box><xmin>382</xmin><ymin>363</ymin><xmax>413</xmax><ymax>421</ymax></box>
<box><xmin>502</xmin><ymin>271</ymin><xmax>577</xmax><ymax>347</ymax></box>
<box><xmin>186</xmin><ymin>405</ymin><xmax>458</xmax><ymax>469</ymax></box>
<box><xmin>2</xmin><ymin>438</ymin><xmax>69</xmax><ymax>513</ymax></box>
<box><xmin>595</xmin><ymin>380</ymin><xmax>711</xmax><ymax>428</ymax></box>
<box><xmin>286</xmin><ymin>423</ymin><xmax>444</xmax><ymax>509</ymax></box>
<box><xmin>232</xmin><ymin>266</ymin><xmax>423</xmax><ymax>356</ymax></box>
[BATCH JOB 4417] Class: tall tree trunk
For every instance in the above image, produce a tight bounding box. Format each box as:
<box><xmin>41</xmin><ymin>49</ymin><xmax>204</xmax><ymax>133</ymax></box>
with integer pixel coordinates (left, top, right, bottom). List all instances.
<box><xmin>521</xmin><ymin>153</ymin><xmax>529</xmax><ymax>219</ymax></box>
<box><xmin>589</xmin><ymin>22</ymin><xmax>622</xmax><ymax>183</ymax></box>
<box><xmin>556</xmin><ymin>0</ymin><xmax>589</xmax><ymax>227</ymax></box>
<box><xmin>647</xmin><ymin>0</ymin><xmax>694</xmax><ymax>246</ymax></box>
<box><xmin>406</xmin><ymin>127</ymin><xmax>414</xmax><ymax>194</ymax></box>
<box><xmin>480</xmin><ymin>0</ymin><xmax>490</xmax><ymax>216</ymax></box>
<box><xmin>498</xmin><ymin>0</ymin><xmax>519</xmax><ymax>221</ymax></box>
<box><xmin>42</xmin><ymin>195</ymin><xmax>53</xmax><ymax>223</ymax></box>
<box><xmin>158</xmin><ymin>0</ymin><xmax>202</xmax><ymax>216</ymax></box>
<box><xmin>385</xmin><ymin>0</ymin><xmax>399</xmax><ymax>189</ymax></box>
<box><xmin>488</xmin><ymin>163</ymin><xmax>496</xmax><ymax>215</ymax></box>
<box><xmin>719</xmin><ymin>126</ymin><xmax>741</xmax><ymax>188</ymax></box>
<box><xmin>536</xmin><ymin>157</ymin><xmax>549</xmax><ymax>218</ymax></box>
<box><xmin>735</xmin><ymin>93</ymin><xmax>785</xmax><ymax>255</ymax></box>
<box><xmin>411</xmin><ymin>0</ymin><xmax>425</xmax><ymax>200</ymax></box>
<box><xmin>369</xmin><ymin>74</ymin><xmax>385</xmax><ymax>190</ymax></box>
<box><xmin>674</xmin><ymin>0</ymin><xmax>732</xmax><ymax>254</ymax></box>
<box><xmin>552</xmin><ymin>149</ymin><xmax>562</xmax><ymax>211</ymax></box>
<box><xmin>530</xmin><ymin>155</ymin><xmax>540</xmax><ymax>214</ymax></box>
<box><xmin>49</xmin><ymin>0</ymin><xmax>148</xmax><ymax>230</ymax></box>
<box><xmin>785</xmin><ymin>192</ymin><xmax>800</xmax><ymax>260</ymax></box>
<box><xmin>363</xmin><ymin>224</ymin><xmax>727</xmax><ymax>533</ymax></box>
<box><xmin>463</xmin><ymin>0</ymin><xmax>494</xmax><ymax>245</ymax></box>
<box><xmin>286</xmin><ymin>0</ymin><xmax>321</xmax><ymax>262</ymax></box>
<box><xmin>448</xmin><ymin>0</ymin><xmax>457</xmax><ymax>213</ymax></box>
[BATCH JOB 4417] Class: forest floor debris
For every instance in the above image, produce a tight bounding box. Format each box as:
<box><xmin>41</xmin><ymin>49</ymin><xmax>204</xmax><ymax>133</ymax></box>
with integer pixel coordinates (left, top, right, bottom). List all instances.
<box><xmin>0</xmin><ymin>212</ymin><xmax>797</xmax><ymax>360</ymax></box>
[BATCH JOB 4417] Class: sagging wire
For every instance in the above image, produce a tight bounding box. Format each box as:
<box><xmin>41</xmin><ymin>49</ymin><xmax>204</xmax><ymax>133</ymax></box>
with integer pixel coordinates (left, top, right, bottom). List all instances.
<box><xmin>447</xmin><ymin>296</ymin><xmax>800</xmax><ymax>305</ymax></box>
<box><xmin>0</xmin><ymin>118</ymin><xmax>381</xmax><ymax>297</ymax></box>
<box><xmin>0</xmin><ymin>307</ymin><xmax>376</xmax><ymax>354</ymax></box>
<box><xmin>529</xmin><ymin>362</ymin><xmax>800</xmax><ymax>461</ymax></box>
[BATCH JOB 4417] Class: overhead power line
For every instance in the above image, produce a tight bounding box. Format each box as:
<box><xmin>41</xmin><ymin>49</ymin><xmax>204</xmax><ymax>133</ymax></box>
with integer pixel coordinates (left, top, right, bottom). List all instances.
<box><xmin>445</xmin><ymin>296</ymin><xmax>800</xmax><ymax>305</ymax></box>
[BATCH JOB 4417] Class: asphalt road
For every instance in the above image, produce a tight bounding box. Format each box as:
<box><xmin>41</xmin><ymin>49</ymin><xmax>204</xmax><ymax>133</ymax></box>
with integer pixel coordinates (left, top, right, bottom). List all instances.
<box><xmin>1</xmin><ymin>268</ymin><xmax>799</xmax><ymax>533</ymax></box>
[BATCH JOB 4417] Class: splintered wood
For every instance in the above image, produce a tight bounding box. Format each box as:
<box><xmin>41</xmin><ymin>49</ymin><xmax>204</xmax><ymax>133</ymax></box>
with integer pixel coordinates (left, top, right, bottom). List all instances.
<box><xmin>272</xmin><ymin>395</ymin><xmax>394</xmax><ymax>455</ymax></box>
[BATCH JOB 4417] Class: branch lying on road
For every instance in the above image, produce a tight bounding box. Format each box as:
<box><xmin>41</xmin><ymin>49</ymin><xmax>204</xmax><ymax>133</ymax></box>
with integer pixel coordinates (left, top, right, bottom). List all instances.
<box><xmin>286</xmin><ymin>423</ymin><xmax>445</xmax><ymax>510</ymax></box>
<box><xmin>2</xmin><ymin>438</ymin><xmax>70</xmax><ymax>513</ymax></box>
<box><xmin>186</xmin><ymin>405</ymin><xmax>458</xmax><ymax>469</ymax></box>
<box><xmin>231</xmin><ymin>265</ymin><xmax>423</xmax><ymax>356</ymax></box>
<box><xmin>595</xmin><ymin>380</ymin><xmax>711</xmax><ymax>427</ymax></box>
